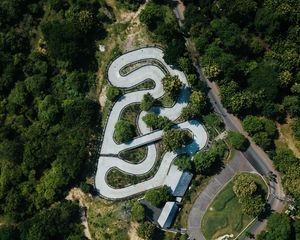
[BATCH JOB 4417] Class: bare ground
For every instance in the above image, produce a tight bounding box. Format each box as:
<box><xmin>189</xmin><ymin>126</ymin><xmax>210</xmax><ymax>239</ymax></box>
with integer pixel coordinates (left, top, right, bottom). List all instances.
<box><xmin>66</xmin><ymin>188</ymin><xmax>92</xmax><ymax>240</ymax></box>
<box><xmin>97</xmin><ymin>0</ymin><xmax>158</xmax><ymax>105</ymax></box>
<box><xmin>276</xmin><ymin>118</ymin><xmax>300</xmax><ymax>158</ymax></box>
<box><xmin>128</xmin><ymin>222</ymin><xmax>143</xmax><ymax>240</ymax></box>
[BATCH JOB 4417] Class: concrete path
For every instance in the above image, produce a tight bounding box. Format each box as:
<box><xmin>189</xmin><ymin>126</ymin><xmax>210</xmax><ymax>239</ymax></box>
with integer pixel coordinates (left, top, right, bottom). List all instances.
<box><xmin>95</xmin><ymin>47</ymin><xmax>208</xmax><ymax>199</ymax></box>
<box><xmin>187</xmin><ymin>152</ymin><xmax>256</xmax><ymax>240</ymax></box>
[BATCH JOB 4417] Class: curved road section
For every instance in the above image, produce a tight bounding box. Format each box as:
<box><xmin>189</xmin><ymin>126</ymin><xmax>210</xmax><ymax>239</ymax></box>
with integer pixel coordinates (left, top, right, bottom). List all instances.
<box><xmin>95</xmin><ymin>47</ymin><xmax>208</xmax><ymax>199</ymax></box>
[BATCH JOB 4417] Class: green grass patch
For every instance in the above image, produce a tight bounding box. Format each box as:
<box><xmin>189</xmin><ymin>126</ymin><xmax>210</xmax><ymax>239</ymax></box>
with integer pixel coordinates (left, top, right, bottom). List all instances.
<box><xmin>119</xmin><ymin>146</ymin><xmax>147</xmax><ymax>163</ymax></box>
<box><xmin>125</xmin><ymin>79</ymin><xmax>156</xmax><ymax>93</ymax></box>
<box><xmin>106</xmin><ymin>143</ymin><xmax>165</xmax><ymax>188</ymax></box>
<box><xmin>101</xmin><ymin>100</ymin><xmax>112</xmax><ymax>128</ymax></box>
<box><xmin>120</xmin><ymin>103</ymin><xmax>140</xmax><ymax>127</ymax></box>
<box><xmin>158</xmin><ymin>94</ymin><xmax>175</xmax><ymax>107</ymax></box>
<box><xmin>87</xmin><ymin>198</ymin><xmax>132</xmax><ymax>240</ymax></box>
<box><xmin>113</xmin><ymin>103</ymin><xmax>141</xmax><ymax>144</ymax></box>
<box><xmin>201</xmin><ymin>173</ymin><xmax>268</xmax><ymax>240</ymax></box>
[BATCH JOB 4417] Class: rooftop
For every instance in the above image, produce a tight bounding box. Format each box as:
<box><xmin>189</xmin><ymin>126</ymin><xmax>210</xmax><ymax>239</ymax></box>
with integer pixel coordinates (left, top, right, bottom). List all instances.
<box><xmin>157</xmin><ymin>201</ymin><xmax>178</xmax><ymax>229</ymax></box>
<box><xmin>165</xmin><ymin>165</ymin><xmax>193</xmax><ymax>197</ymax></box>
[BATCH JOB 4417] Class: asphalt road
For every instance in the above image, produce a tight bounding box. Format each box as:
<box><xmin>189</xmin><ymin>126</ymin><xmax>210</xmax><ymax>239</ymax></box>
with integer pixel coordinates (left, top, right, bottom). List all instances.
<box><xmin>172</xmin><ymin>1</ymin><xmax>286</xmax><ymax>238</ymax></box>
<box><xmin>193</xmin><ymin>46</ymin><xmax>286</xmax><ymax>239</ymax></box>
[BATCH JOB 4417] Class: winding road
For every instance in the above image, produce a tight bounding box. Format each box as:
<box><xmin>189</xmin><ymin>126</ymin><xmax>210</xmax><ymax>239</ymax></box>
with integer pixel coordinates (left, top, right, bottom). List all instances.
<box><xmin>95</xmin><ymin>47</ymin><xmax>208</xmax><ymax>199</ymax></box>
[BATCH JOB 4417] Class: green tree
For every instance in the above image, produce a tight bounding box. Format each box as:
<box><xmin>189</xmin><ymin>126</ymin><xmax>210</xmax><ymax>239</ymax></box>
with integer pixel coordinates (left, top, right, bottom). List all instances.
<box><xmin>233</xmin><ymin>173</ymin><xmax>257</xmax><ymax>198</ymax></box>
<box><xmin>0</xmin><ymin>225</ymin><xmax>19</xmax><ymax>240</ymax></box>
<box><xmin>19</xmin><ymin>201</ymin><xmax>84</xmax><ymax>240</ymax></box>
<box><xmin>292</xmin><ymin>118</ymin><xmax>300</xmax><ymax>140</ymax></box>
<box><xmin>242</xmin><ymin>116</ymin><xmax>265</xmax><ymax>135</ymax></box>
<box><xmin>142</xmin><ymin>112</ymin><xmax>172</xmax><ymax>130</ymax></box>
<box><xmin>177</xmin><ymin>57</ymin><xmax>193</xmax><ymax>74</ymax></box>
<box><xmin>107</xmin><ymin>86</ymin><xmax>121</xmax><ymax>101</ymax></box>
<box><xmin>162</xmin><ymin>129</ymin><xmax>190</xmax><ymax>152</ymax></box>
<box><xmin>283</xmin><ymin>95</ymin><xmax>300</xmax><ymax>117</ymax></box>
<box><xmin>140</xmin><ymin>93</ymin><xmax>155</xmax><ymax>111</ymax></box>
<box><xmin>114</xmin><ymin>120</ymin><xmax>135</xmax><ymax>143</ymax></box>
<box><xmin>139</xmin><ymin>3</ymin><xmax>163</xmax><ymax>31</ymax></box>
<box><xmin>131</xmin><ymin>202</ymin><xmax>145</xmax><ymax>222</ymax></box>
<box><xmin>137</xmin><ymin>221</ymin><xmax>156</xmax><ymax>240</ymax></box>
<box><xmin>144</xmin><ymin>186</ymin><xmax>170</xmax><ymax>207</ymax></box>
<box><xmin>202</xmin><ymin>63</ymin><xmax>221</xmax><ymax>79</ymax></box>
<box><xmin>194</xmin><ymin>150</ymin><xmax>217</xmax><ymax>175</ymax></box>
<box><xmin>164</xmin><ymin>37</ymin><xmax>186</xmax><ymax>64</ymax></box>
<box><xmin>227</xmin><ymin>131</ymin><xmax>249</xmax><ymax>151</ymax></box>
<box><xmin>282</xmin><ymin>166</ymin><xmax>300</xmax><ymax>198</ymax></box>
<box><xmin>247</xmin><ymin>63</ymin><xmax>279</xmax><ymax>102</ymax></box>
<box><xmin>257</xmin><ymin>213</ymin><xmax>292</xmax><ymax>240</ymax></box>
<box><xmin>174</xmin><ymin>155</ymin><xmax>192</xmax><ymax>171</ymax></box>
<box><xmin>162</xmin><ymin>75</ymin><xmax>182</xmax><ymax>97</ymax></box>
<box><xmin>239</xmin><ymin>195</ymin><xmax>265</xmax><ymax>217</ymax></box>
<box><xmin>252</xmin><ymin>132</ymin><xmax>273</xmax><ymax>150</ymax></box>
<box><xmin>272</xmin><ymin>148</ymin><xmax>298</xmax><ymax>173</ymax></box>
<box><xmin>187</xmin><ymin>74</ymin><xmax>197</xmax><ymax>86</ymax></box>
<box><xmin>181</xmin><ymin>90</ymin><xmax>207</xmax><ymax>120</ymax></box>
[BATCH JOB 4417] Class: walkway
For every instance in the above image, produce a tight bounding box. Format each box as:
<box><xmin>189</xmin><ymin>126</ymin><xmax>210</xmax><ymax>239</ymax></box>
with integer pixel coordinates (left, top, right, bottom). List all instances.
<box><xmin>95</xmin><ymin>47</ymin><xmax>208</xmax><ymax>199</ymax></box>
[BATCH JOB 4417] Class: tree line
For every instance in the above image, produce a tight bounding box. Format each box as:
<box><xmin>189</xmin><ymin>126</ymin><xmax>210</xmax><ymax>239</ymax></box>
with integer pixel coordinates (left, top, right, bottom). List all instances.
<box><xmin>0</xmin><ymin>0</ymin><xmax>113</xmax><ymax>238</ymax></box>
<box><xmin>182</xmin><ymin>0</ymin><xmax>300</xmax><ymax>237</ymax></box>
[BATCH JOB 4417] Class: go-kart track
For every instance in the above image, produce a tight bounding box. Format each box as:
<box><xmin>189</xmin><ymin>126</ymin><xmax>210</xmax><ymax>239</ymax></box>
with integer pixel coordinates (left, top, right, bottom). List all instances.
<box><xmin>95</xmin><ymin>47</ymin><xmax>208</xmax><ymax>199</ymax></box>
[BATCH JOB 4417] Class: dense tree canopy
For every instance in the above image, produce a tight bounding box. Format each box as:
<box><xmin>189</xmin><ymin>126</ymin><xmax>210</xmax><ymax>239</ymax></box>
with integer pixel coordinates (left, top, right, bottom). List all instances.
<box><xmin>142</xmin><ymin>112</ymin><xmax>172</xmax><ymax>130</ymax></box>
<box><xmin>137</xmin><ymin>221</ymin><xmax>156</xmax><ymax>240</ymax></box>
<box><xmin>233</xmin><ymin>173</ymin><xmax>266</xmax><ymax>217</ymax></box>
<box><xmin>114</xmin><ymin>120</ymin><xmax>135</xmax><ymax>143</ymax></box>
<box><xmin>194</xmin><ymin>141</ymin><xmax>227</xmax><ymax>175</ymax></box>
<box><xmin>227</xmin><ymin>131</ymin><xmax>249</xmax><ymax>151</ymax></box>
<box><xmin>162</xmin><ymin>129</ymin><xmax>190</xmax><ymax>152</ymax></box>
<box><xmin>162</xmin><ymin>75</ymin><xmax>182</xmax><ymax>98</ymax></box>
<box><xmin>131</xmin><ymin>202</ymin><xmax>145</xmax><ymax>222</ymax></box>
<box><xmin>174</xmin><ymin>155</ymin><xmax>192</xmax><ymax>171</ymax></box>
<box><xmin>107</xmin><ymin>86</ymin><xmax>121</xmax><ymax>102</ymax></box>
<box><xmin>181</xmin><ymin>90</ymin><xmax>207</xmax><ymax>120</ymax></box>
<box><xmin>257</xmin><ymin>213</ymin><xmax>292</xmax><ymax>240</ymax></box>
<box><xmin>144</xmin><ymin>186</ymin><xmax>170</xmax><ymax>207</ymax></box>
<box><xmin>140</xmin><ymin>93</ymin><xmax>155</xmax><ymax>111</ymax></box>
<box><xmin>242</xmin><ymin>116</ymin><xmax>277</xmax><ymax>150</ymax></box>
<box><xmin>182</xmin><ymin>0</ymin><xmax>300</xmax><ymax>227</ymax></box>
<box><xmin>0</xmin><ymin>0</ymin><xmax>112</xmax><ymax>236</ymax></box>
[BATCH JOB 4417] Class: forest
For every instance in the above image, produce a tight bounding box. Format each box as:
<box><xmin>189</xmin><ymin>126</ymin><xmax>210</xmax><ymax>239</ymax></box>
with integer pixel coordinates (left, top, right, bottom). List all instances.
<box><xmin>181</xmin><ymin>0</ymin><xmax>300</xmax><ymax>239</ymax></box>
<box><xmin>0</xmin><ymin>0</ymin><xmax>112</xmax><ymax>238</ymax></box>
<box><xmin>1</xmin><ymin>0</ymin><xmax>300</xmax><ymax>239</ymax></box>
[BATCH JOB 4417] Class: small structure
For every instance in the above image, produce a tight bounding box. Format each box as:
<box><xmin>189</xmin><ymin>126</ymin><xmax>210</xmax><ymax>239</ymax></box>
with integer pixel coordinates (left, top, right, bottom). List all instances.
<box><xmin>98</xmin><ymin>44</ymin><xmax>105</xmax><ymax>52</ymax></box>
<box><xmin>157</xmin><ymin>202</ymin><xmax>178</xmax><ymax>229</ymax></box>
<box><xmin>165</xmin><ymin>165</ymin><xmax>193</xmax><ymax>197</ymax></box>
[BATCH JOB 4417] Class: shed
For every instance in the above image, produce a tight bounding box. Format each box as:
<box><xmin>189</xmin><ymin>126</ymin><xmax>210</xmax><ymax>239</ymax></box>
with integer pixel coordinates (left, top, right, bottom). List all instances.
<box><xmin>157</xmin><ymin>202</ymin><xmax>178</xmax><ymax>229</ymax></box>
<box><xmin>165</xmin><ymin>165</ymin><xmax>193</xmax><ymax>197</ymax></box>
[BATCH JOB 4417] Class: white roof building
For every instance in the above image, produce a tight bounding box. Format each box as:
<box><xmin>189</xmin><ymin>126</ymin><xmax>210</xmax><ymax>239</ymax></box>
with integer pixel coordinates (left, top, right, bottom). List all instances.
<box><xmin>157</xmin><ymin>201</ymin><xmax>178</xmax><ymax>229</ymax></box>
<box><xmin>165</xmin><ymin>165</ymin><xmax>193</xmax><ymax>197</ymax></box>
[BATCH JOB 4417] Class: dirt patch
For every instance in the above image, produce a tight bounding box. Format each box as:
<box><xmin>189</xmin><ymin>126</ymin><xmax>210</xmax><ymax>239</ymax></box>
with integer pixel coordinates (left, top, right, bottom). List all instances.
<box><xmin>66</xmin><ymin>188</ymin><xmax>92</xmax><ymax>240</ymax></box>
<box><xmin>99</xmin><ymin>85</ymin><xmax>107</xmax><ymax>107</ymax></box>
<box><xmin>276</xmin><ymin>118</ymin><xmax>300</xmax><ymax>158</ymax></box>
<box><xmin>128</xmin><ymin>222</ymin><xmax>143</xmax><ymax>240</ymax></box>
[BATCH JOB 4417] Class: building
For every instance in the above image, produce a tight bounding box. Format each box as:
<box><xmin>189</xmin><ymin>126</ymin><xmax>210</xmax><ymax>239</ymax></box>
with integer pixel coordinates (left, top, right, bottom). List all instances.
<box><xmin>157</xmin><ymin>201</ymin><xmax>178</xmax><ymax>229</ymax></box>
<box><xmin>165</xmin><ymin>165</ymin><xmax>193</xmax><ymax>197</ymax></box>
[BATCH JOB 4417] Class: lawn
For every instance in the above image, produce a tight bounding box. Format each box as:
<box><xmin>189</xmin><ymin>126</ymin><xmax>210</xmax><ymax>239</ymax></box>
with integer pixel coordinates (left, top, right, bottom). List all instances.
<box><xmin>201</xmin><ymin>173</ymin><xmax>268</xmax><ymax>240</ymax></box>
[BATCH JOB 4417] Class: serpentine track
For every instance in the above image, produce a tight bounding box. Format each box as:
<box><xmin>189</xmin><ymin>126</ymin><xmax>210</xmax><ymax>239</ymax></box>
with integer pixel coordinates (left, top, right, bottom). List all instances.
<box><xmin>95</xmin><ymin>47</ymin><xmax>208</xmax><ymax>199</ymax></box>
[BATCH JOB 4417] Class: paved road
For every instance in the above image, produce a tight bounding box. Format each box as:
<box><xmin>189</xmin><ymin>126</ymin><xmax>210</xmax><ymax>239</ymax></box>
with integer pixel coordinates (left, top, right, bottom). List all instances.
<box><xmin>172</xmin><ymin>1</ymin><xmax>286</xmax><ymax>239</ymax></box>
<box><xmin>95</xmin><ymin>47</ymin><xmax>208</xmax><ymax>199</ymax></box>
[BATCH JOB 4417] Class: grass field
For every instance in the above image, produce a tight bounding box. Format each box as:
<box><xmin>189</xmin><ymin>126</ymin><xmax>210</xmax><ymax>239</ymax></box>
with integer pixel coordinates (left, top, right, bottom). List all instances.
<box><xmin>201</xmin><ymin>173</ymin><xmax>268</xmax><ymax>240</ymax></box>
